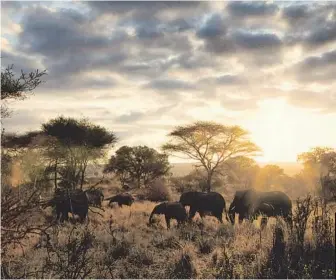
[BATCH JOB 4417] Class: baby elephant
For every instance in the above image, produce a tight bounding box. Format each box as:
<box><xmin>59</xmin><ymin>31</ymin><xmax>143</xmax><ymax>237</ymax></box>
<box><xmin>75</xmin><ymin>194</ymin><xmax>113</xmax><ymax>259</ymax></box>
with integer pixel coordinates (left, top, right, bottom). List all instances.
<box><xmin>106</xmin><ymin>193</ymin><xmax>134</xmax><ymax>207</ymax></box>
<box><xmin>149</xmin><ymin>202</ymin><xmax>187</xmax><ymax>229</ymax></box>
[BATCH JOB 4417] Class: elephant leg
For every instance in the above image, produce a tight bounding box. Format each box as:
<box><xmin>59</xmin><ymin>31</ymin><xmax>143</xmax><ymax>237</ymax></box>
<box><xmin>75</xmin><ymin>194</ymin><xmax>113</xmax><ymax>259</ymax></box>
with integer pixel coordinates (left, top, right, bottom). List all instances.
<box><xmin>238</xmin><ymin>216</ymin><xmax>244</xmax><ymax>224</ymax></box>
<box><xmin>216</xmin><ymin>212</ymin><xmax>223</xmax><ymax>223</ymax></box>
<box><xmin>165</xmin><ymin>215</ymin><xmax>171</xmax><ymax>229</ymax></box>
<box><xmin>60</xmin><ymin>211</ymin><xmax>68</xmax><ymax>223</ymax></box>
<box><xmin>188</xmin><ymin>207</ymin><xmax>197</xmax><ymax>221</ymax></box>
<box><xmin>285</xmin><ymin>215</ymin><xmax>293</xmax><ymax>230</ymax></box>
<box><xmin>118</xmin><ymin>202</ymin><xmax>123</xmax><ymax>207</ymax></box>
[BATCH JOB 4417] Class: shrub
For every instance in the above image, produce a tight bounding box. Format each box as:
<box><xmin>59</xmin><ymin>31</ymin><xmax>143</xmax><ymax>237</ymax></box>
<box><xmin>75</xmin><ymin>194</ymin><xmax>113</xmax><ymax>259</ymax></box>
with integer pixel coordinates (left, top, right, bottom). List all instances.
<box><xmin>146</xmin><ymin>178</ymin><xmax>172</xmax><ymax>202</ymax></box>
<box><xmin>212</xmin><ymin>245</ymin><xmax>234</xmax><ymax>279</ymax></box>
<box><xmin>42</xmin><ymin>226</ymin><xmax>95</xmax><ymax>279</ymax></box>
<box><xmin>167</xmin><ymin>250</ymin><xmax>197</xmax><ymax>279</ymax></box>
<box><xmin>197</xmin><ymin>237</ymin><xmax>215</xmax><ymax>254</ymax></box>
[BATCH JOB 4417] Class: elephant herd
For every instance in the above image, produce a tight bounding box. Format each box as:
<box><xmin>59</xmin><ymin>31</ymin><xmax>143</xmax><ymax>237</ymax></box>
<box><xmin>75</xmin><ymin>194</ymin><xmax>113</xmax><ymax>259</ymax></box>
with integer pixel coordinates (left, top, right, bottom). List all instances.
<box><xmin>43</xmin><ymin>188</ymin><xmax>134</xmax><ymax>223</ymax></box>
<box><xmin>44</xmin><ymin>188</ymin><xmax>293</xmax><ymax>229</ymax></box>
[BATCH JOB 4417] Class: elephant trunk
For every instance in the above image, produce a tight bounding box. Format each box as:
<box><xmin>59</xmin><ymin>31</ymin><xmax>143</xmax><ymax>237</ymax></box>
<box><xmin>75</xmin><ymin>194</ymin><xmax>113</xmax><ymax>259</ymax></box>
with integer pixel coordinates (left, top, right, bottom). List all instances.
<box><xmin>149</xmin><ymin>203</ymin><xmax>165</xmax><ymax>224</ymax></box>
<box><xmin>149</xmin><ymin>209</ymin><xmax>156</xmax><ymax>224</ymax></box>
<box><xmin>228</xmin><ymin>204</ymin><xmax>236</xmax><ymax>224</ymax></box>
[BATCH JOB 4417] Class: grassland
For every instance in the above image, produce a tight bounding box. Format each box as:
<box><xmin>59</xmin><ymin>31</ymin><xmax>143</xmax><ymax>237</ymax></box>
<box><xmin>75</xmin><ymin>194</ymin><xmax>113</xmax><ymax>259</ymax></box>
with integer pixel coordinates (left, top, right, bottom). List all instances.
<box><xmin>3</xmin><ymin>190</ymin><xmax>335</xmax><ymax>279</ymax></box>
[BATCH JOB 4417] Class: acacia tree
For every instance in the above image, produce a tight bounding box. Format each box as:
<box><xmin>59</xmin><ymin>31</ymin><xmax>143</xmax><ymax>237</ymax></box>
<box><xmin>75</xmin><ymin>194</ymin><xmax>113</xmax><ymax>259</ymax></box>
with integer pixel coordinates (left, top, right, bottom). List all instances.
<box><xmin>162</xmin><ymin>121</ymin><xmax>260</xmax><ymax>192</ymax></box>
<box><xmin>298</xmin><ymin>147</ymin><xmax>336</xmax><ymax>200</ymax></box>
<box><xmin>2</xmin><ymin>117</ymin><xmax>117</xmax><ymax>190</ymax></box>
<box><xmin>104</xmin><ymin>145</ymin><xmax>170</xmax><ymax>188</ymax></box>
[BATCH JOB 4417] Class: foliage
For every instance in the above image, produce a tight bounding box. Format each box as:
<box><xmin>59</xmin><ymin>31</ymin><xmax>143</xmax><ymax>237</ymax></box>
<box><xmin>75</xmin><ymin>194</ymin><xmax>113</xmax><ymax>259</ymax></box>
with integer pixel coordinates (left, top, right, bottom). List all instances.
<box><xmin>1</xmin><ymin>64</ymin><xmax>46</xmax><ymax>118</ymax></box>
<box><xmin>223</xmin><ymin>156</ymin><xmax>260</xmax><ymax>189</ymax></box>
<box><xmin>162</xmin><ymin>121</ymin><xmax>260</xmax><ymax>191</ymax></box>
<box><xmin>1</xmin><ymin>184</ymin><xmax>48</xmax><ymax>272</ymax></box>
<box><xmin>2</xmin><ymin>117</ymin><xmax>117</xmax><ymax>190</ymax></box>
<box><xmin>297</xmin><ymin>147</ymin><xmax>336</xmax><ymax>200</ymax></box>
<box><xmin>42</xmin><ymin>227</ymin><xmax>95</xmax><ymax>279</ymax></box>
<box><xmin>146</xmin><ymin>178</ymin><xmax>173</xmax><ymax>202</ymax></box>
<box><xmin>104</xmin><ymin>145</ymin><xmax>170</xmax><ymax>188</ymax></box>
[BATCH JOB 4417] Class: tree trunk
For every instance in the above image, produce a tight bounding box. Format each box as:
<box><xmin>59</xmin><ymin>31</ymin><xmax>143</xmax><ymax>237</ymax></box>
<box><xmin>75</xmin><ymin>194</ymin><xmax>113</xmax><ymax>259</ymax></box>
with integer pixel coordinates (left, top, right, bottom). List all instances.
<box><xmin>54</xmin><ymin>159</ymin><xmax>58</xmax><ymax>191</ymax></box>
<box><xmin>206</xmin><ymin>172</ymin><xmax>212</xmax><ymax>193</ymax></box>
<box><xmin>137</xmin><ymin>176</ymin><xmax>141</xmax><ymax>188</ymax></box>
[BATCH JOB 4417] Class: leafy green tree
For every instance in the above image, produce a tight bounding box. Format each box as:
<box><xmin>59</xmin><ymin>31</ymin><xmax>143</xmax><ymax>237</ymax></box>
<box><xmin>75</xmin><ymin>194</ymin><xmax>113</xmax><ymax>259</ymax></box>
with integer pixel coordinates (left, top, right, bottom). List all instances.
<box><xmin>162</xmin><ymin>121</ymin><xmax>260</xmax><ymax>192</ymax></box>
<box><xmin>104</xmin><ymin>145</ymin><xmax>171</xmax><ymax>188</ymax></box>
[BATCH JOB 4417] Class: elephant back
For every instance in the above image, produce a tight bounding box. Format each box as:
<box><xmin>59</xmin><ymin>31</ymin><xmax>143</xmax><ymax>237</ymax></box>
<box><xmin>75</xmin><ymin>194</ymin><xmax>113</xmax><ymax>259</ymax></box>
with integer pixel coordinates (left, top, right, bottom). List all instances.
<box><xmin>53</xmin><ymin>188</ymin><xmax>89</xmax><ymax>207</ymax></box>
<box><xmin>256</xmin><ymin>191</ymin><xmax>292</xmax><ymax>216</ymax></box>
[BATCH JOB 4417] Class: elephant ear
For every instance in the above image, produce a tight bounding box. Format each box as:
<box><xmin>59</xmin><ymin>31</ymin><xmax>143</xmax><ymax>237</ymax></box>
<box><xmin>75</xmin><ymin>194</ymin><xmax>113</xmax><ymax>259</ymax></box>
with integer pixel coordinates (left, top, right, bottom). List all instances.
<box><xmin>242</xmin><ymin>189</ymin><xmax>258</xmax><ymax>212</ymax></box>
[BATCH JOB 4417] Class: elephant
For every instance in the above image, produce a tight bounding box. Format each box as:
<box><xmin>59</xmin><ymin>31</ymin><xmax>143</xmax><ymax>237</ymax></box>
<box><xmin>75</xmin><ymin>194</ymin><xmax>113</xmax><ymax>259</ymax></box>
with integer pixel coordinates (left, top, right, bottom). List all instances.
<box><xmin>44</xmin><ymin>189</ymin><xmax>89</xmax><ymax>223</ymax></box>
<box><xmin>179</xmin><ymin>191</ymin><xmax>229</xmax><ymax>223</ymax></box>
<box><xmin>105</xmin><ymin>193</ymin><xmax>134</xmax><ymax>207</ymax></box>
<box><xmin>149</xmin><ymin>202</ymin><xmax>187</xmax><ymax>229</ymax></box>
<box><xmin>85</xmin><ymin>188</ymin><xmax>104</xmax><ymax>207</ymax></box>
<box><xmin>228</xmin><ymin>189</ymin><xmax>292</xmax><ymax>226</ymax></box>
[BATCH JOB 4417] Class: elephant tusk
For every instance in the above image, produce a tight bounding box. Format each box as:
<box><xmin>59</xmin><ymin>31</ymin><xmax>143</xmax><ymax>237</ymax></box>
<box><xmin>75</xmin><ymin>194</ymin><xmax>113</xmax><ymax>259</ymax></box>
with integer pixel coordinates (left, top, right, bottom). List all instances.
<box><xmin>263</xmin><ymin>203</ymin><xmax>274</xmax><ymax>210</ymax></box>
<box><xmin>230</xmin><ymin>206</ymin><xmax>236</xmax><ymax>211</ymax></box>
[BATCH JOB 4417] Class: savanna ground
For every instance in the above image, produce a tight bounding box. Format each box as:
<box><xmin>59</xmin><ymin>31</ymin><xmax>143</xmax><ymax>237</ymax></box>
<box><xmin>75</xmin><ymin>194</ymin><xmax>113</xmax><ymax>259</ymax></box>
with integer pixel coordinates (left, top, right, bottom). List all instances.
<box><xmin>2</xmin><ymin>178</ymin><xmax>335</xmax><ymax>279</ymax></box>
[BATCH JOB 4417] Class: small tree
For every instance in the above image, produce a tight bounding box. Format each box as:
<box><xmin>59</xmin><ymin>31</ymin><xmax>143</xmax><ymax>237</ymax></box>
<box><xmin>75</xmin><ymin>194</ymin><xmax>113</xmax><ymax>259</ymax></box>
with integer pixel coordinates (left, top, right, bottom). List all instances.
<box><xmin>104</xmin><ymin>145</ymin><xmax>171</xmax><ymax>188</ymax></box>
<box><xmin>162</xmin><ymin>121</ymin><xmax>260</xmax><ymax>192</ymax></box>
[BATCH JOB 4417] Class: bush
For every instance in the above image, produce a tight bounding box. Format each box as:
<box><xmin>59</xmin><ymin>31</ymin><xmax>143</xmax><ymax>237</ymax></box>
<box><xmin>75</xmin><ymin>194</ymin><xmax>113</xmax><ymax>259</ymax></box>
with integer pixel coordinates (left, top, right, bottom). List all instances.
<box><xmin>197</xmin><ymin>237</ymin><xmax>215</xmax><ymax>254</ymax></box>
<box><xmin>146</xmin><ymin>178</ymin><xmax>172</xmax><ymax>202</ymax></box>
<box><xmin>167</xmin><ymin>250</ymin><xmax>197</xmax><ymax>279</ymax></box>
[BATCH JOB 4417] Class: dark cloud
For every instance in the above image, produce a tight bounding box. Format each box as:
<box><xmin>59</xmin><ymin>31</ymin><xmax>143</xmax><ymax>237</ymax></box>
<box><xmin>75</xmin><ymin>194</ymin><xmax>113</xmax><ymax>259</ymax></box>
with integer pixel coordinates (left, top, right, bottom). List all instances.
<box><xmin>226</xmin><ymin>1</ymin><xmax>279</xmax><ymax>17</ymax></box>
<box><xmin>1</xmin><ymin>50</ymin><xmax>43</xmax><ymax>73</ymax></box>
<box><xmin>18</xmin><ymin>7</ymin><xmax>108</xmax><ymax>58</ymax></box>
<box><xmin>2</xmin><ymin>0</ymin><xmax>336</xmax><ymax>117</ymax></box>
<box><xmin>282</xmin><ymin>3</ymin><xmax>336</xmax><ymax>48</ymax></box>
<box><xmin>292</xmin><ymin>49</ymin><xmax>336</xmax><ymax>82</ymax></box>
<box><xmin>196</xmin><ymin>14</ymin><xmax>226</xmax><ymax>38</ymax></box>
<box><xmin>232</xmin><ymin>30</ymin><xmax>282</xmax><ymax>50</ymax></box>
<box><xmin>306</xmin><ymin>22</ymin><xmax>336</xmax><ymax>47</ymax></box>
<box><xmin>282</xmin><ymin>4</ymin><xmax>310</xmax><ymax>23</ymax></box>
<box><xmin>87</xmin><ymin>1</ymin><xmax>205</xmax><ymax>15</ymax></box>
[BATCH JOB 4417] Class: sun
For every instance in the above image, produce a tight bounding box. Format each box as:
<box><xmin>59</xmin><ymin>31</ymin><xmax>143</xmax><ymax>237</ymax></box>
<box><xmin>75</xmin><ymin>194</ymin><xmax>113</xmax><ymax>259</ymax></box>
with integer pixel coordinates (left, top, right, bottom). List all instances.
<box><xmin>243</xmin><ymin>98</ymin><xmax>298</xmax><ymax>163</ymax></box>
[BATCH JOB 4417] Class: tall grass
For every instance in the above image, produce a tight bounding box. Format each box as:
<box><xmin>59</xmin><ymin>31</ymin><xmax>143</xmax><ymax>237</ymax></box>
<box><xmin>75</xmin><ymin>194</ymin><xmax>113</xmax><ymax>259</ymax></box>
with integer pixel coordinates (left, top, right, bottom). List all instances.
<box><xmin>2</xmin><ymin>196</ymin><xmax>335</xmax><ymax>279</ymax></box>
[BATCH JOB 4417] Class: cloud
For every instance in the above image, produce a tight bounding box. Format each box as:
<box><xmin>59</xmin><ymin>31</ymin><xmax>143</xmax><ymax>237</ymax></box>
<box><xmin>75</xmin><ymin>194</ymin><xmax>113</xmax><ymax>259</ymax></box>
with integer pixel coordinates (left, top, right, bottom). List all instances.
<box><xmin>286</xmin><ymin>89</ymin><xmax>336</xmax><ymax>113</ymax></box>
<box><xmin>145</xmin><ymin>79</ymin><xmax>197</xmax><ymax>92</ymax></box>
<box><xmin>2</xmin><ymin>0</ymin><xmax>336</xmax><ymax>128</ymax></box>
<box><xmin>306</xmin><ymin>22</ymin><xmax>336</xmax><ymax>47</ymax></box>
<box><xmin>196</xmin><ymin>14</ymin><xmax>226</xmax><ymax>38</ymax></box>
<box><xmin>232</xmin><ymin>30</ymin><xmax>282</xmax><ymax>50</ymax></box>
<box><xmin>282</xmin><ymin>4</ymin><xmax>310</xmax><ymax>23</ymax></box>
<box><xmin>226</xmin><ymin>1</ymin><xmax>279</xmax><ymax>17</ymax></box>
<box><xmin>115</xmin><ymin>112</ymin><xmax>146</xmax><ymax>123</ymax></box>
<box><xmin>291</xmin><ymin>49</ymin><xmax>336</xmax><ymax>82</ymax></box>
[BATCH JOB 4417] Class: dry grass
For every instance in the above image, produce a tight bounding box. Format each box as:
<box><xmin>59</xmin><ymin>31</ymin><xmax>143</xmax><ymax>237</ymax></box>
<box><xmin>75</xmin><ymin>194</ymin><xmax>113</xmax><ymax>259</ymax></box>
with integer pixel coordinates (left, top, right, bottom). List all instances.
<box><xmin>2</xmin><ymin>196</ymin><xmax>335</xmax><ymax>279</ymax></box>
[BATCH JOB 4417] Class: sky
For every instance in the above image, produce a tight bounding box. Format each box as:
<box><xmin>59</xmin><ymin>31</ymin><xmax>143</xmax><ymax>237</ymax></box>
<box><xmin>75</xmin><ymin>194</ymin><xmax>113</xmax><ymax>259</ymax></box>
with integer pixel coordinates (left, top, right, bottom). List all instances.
<box><xmin>1</xmin><ymin>1</ymin><xmax>336</xmax><ymax>163</ymax></box>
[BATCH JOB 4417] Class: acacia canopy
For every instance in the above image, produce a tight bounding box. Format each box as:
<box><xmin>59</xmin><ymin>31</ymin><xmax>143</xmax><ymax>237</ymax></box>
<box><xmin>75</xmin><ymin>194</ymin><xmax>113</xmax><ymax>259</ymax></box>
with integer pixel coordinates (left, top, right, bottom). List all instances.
<box><xmin>162</xmin><ymin>121</ymin><xmax>261</xmax><ymax>191</ymax></box>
